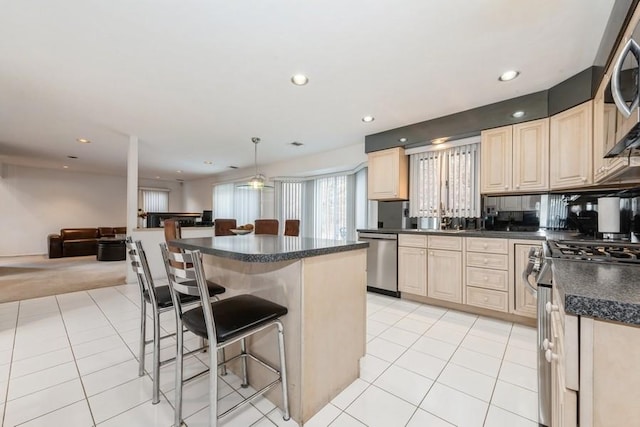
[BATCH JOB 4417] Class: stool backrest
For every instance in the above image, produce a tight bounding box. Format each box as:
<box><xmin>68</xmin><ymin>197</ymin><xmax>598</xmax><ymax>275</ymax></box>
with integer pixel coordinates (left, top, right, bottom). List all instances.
<box><xmin>126</xmin><ymin>237</ymin><xmax>159</xmax><ymax>308</ymax></box>
<box><xmin>255</xmin><ymin>219</ymin><xmax>279</xmax><ymax>235</ymax></box>
<box><xmin>159</xmin><ymin>243</ymin><xmax>218</xmax><ymax>343</ymax></box>
<box><xmin>214</xmin><ymin>219</ymin><xmax>237</xmax><ymax>236</ymax></box>
<box><xmin>284</xmin><ymin>219</ymin><xmax>300</xmax><ymax>236</ymax></box>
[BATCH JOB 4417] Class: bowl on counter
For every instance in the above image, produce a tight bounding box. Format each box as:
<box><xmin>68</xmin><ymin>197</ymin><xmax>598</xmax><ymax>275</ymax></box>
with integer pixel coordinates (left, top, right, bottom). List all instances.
<box><xmin>230</xmin><ymin>228</ymin><xmax>253</xmax><ymax>235</ymax></box>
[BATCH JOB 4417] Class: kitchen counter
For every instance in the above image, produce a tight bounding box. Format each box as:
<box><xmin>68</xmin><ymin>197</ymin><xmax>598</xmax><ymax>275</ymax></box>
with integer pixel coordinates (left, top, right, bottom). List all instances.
<box><xmin>552</xmin><ymin>259</ymin><xmax>640</xmax><ymax>325</ymax></box>
<box><xmin>171</xmin><ymin>235</ymin><xmax>368</xmax><ymax>262</ymax></box>
<box><xmin>357</xmin><ymin>228</ymin><xmax>581</xmax><ymax>241</ymax></box>
<box><xmin>171</xmin><ymin>234</ymin><xmax>367</xmax><ymax>424</ymax></box>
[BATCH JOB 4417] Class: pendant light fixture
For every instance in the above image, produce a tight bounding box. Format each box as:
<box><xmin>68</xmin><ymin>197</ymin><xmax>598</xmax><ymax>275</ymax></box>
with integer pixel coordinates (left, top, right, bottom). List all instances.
<box><xmin>238</xmin><ymin>137</ymin><xmax>273</xmax><ymax>189</ymax></box>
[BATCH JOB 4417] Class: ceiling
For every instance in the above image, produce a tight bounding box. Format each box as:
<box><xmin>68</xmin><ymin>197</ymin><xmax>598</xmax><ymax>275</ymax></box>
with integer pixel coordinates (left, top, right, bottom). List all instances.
<box><xmin>0</xmin><ymin>0</ymin><xmax>617</xmax><ymax>181</ymax></box>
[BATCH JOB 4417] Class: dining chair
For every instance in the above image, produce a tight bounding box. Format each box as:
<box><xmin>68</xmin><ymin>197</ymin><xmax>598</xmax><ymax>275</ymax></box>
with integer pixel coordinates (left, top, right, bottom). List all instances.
<box><xmin>159</xmin><ymin>243</ymin><xmax>290</xmax><ymax>427</ymax></box>
<box><xmin>125</xmin><ymin>238</ymin><xmax>225</xmax><ymax>405</ymax></box>
<box><xmin>214</xmin><ymin>218</ymin><xmax>237</xmax><ymax>236</ymax></box>
<box><xmin>284</xmin><ymin>219</ymin><xmax>300</xmax><ymax>236</ymax></box>
<box><xmin>254</xmin><ymin>219</ymin><xmax>279</xmax><ymax>235</ymax></box>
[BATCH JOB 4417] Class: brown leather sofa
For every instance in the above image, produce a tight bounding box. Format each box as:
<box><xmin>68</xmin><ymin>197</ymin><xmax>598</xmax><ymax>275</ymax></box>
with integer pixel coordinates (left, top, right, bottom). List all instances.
<box><xmin>48</xmin><ymin>227</ymin><xmax>126</xmax><ymax>258</ymax></box>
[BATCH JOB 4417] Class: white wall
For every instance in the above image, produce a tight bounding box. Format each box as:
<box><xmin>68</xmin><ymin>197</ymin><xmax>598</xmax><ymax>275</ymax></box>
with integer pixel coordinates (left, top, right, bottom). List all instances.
<box><xmin>0</xmin><ymin>165</ymin><xmax>186</xmax><ymax>256</ymax></box>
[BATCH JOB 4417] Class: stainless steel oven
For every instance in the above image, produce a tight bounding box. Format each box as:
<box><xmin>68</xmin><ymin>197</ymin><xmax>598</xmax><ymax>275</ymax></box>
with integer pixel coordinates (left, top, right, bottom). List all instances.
<box><xmin>522</xmin><ymin>245</ymin><xmax>552</xmax><ymax>427</ymax></box>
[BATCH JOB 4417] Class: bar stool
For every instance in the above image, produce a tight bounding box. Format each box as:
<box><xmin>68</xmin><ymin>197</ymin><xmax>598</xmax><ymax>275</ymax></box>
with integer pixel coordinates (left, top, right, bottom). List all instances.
<box><xmin>159</xmin><ymin>243</ymin><xmax>290</xmax><ymax>427</ymax></box>
<box><xmin>125</xmin><ymin>238</ymin><xmax>225</xmax><ymax>404</ymax></box>
<box><xmin>214</xmin><ymin>219</ymin><xmax>237</xmax><ymax>236</ymax></box>
<box><xmin>254</xmin><ymin>219</ymin><xmax>279</xmax><ymax>235</ymax></box>
<box><xmin>284</xmin><ymin>219</ymin><xmax>300</xmax><ymax>236</ymax></box>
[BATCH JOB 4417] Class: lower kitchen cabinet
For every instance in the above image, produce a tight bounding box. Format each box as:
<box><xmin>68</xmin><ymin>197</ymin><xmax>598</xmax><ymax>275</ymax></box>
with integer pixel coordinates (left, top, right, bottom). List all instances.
<box><xmin>427</xmin><ymin>249</ymin><xmax>462</xmax><ymax>303</ymax></box>
<box><xmin>398</xmin><ymin>246</ymin><xmax>427</xmax><ymax>296</ymax></box>
<box><xmin>513</xmin><ymin>242</ymin><xmax>540</xmax><ymax>318</ymax></box>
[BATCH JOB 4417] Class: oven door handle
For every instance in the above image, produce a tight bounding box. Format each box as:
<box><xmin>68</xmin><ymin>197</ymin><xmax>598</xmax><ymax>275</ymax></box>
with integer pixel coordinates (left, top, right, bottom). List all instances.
<box><xmin>521</xmin><ymin>260</ymin><xmax>538</xmax><ymax>297</ymax></box>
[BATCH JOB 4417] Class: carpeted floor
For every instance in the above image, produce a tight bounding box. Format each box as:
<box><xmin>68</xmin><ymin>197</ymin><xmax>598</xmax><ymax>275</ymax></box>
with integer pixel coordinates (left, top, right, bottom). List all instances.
<box><xmin>0</xmin><ymin>255</ymin><xmax>126</xmax><ymax>303</ymax></box>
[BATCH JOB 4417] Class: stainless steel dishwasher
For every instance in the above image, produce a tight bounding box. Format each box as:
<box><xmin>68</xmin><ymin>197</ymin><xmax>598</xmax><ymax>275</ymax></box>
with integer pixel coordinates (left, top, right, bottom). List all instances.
<box><xmin>358</xmin><ymin>232</ymin><xmax>399</xmax><ymax>297</ymax></box>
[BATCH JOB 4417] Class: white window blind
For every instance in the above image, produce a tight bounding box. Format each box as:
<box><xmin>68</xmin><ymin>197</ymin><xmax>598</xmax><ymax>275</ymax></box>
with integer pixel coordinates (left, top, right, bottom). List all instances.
<box><xmin>141</xmin><ymin>189</ymin><xmax>169</xmax><ymax>212</ymax></box>
<box><xmin>212</xmin><ymin>183</ymin><xmax>260</xmax><ymax>225</ymax></box>
<box><xmin>409</xmin><ymin>142</ymin><xmax>480</xmax><ymax>219</ymax></box>
<box><xmin>276</xmin><ymin>181</ymin><xmax>303</xmax><ymax>224</ymax></box>
<box><xmin>314</xmin><ymin>175</ymin><xmax>348</xmax><ymax>240</ymax></box>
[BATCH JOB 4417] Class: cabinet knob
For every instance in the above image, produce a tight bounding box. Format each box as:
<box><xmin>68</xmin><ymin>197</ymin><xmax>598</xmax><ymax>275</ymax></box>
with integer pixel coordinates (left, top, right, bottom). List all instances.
<box><xmin>516</xmin><ymin>185</ymin><xmax>520</xmax><ymax>189</ymax></box>
<box><xmin>430</xmin><ymin>252</ymin><xmax>434</xmax><ymax>256</ymax></box>
<box><xmin>420</xmin><ymin>250</ymin><xmax>425</xmax><ymax>255</ymax></box>
<box><xmin>483</xmin><ymin>276</ymin><xmax>488</xmax><ymax>281</ymax></box>
<box><xmin>483</xmin><ymin>297</ymin><xmax>489</xmax><ymax>302</ymax></box>
<box><xmin>504</xmin><ymin>185</ymin><xmax>509</xmax><ymax>190</ymax></box>
<box><xmin>581</xmin><ymin>177</ymin><xmax>586</xmax><ymax>182</ymax></box>
<box><xmin>545</xmin><ymin>349</ymin><xmax>558</xmax><ymax>363</ymax></box>
<box><xmin>543</xmin><ymin>338</ymin><xmax>555</xmax><ymax>350</ymax></box>
<box><xmin>483</xmin><ymin>258</ymin><xmax>488</xmax><ymax>264</ymax></box>
<box><xmin>545</xmin><ymin>302</ymin><xmax>559</xmax><ymax>314</ymax></box>
<box><xmin>483</xmin><ymin>244</ymin><xmax>488</xmax><ymax>249</ymax></box>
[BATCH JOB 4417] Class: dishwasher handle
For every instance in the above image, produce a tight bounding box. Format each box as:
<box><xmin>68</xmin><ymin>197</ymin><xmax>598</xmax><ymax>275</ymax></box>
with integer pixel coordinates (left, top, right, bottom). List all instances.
<box><xmin>358</xmin><ymin>233</ymin><xmax>398</xmax><ymax>240</ymax></box>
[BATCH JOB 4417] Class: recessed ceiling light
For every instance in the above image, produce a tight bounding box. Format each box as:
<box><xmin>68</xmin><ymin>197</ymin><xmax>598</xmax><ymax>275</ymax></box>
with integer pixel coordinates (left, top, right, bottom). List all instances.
<box><xmin>291</xmin><ymin>74</ymin><xmax>309</xmax><ymax>86</ymax></box>
<box><xmin>498</xmin><ymin>70</ymin><xmax>520</xmax><ymax>81</ymax></box>
<box><xmin>511</xmin><ymin>110</ymin><xmax>526</xmax><ymax>118</ymax></box>
<box><xmin>76</xmin><ymin>138</ymin><xmax>91</xmax><ymax>143</ymax></box>
<box><xmin>204</xmin><ymin>161</ymin><xmax>213</xmax><ymax>165</ymax></box>
<box><xmin>362</xmin><ymin>116</ymin><xmax>375</xmax><ymax>123</ymax></box>
<box><xmin>63</xmin><ymin>165</ymin><xmax>69</xmax><ymax>169</ymax></box>
<box><xmin>398</xmin><ymin>137</ymin><xmax>408</xmax><ymax>143</ymax></box>
<box><xmin>432</xmin><ymin>138</ymin><xmax>447</xmax><ymax>145</ymax></box>
<box><xmin>176</xmin><ymin>170</ymin><xmax>182</xmax><ymax>173</ymax></box>
<box><xmin>229</xmin><ymin>166</ymin><xmax>239</xmax><ymax>169</ymax></box>
<box><xmin>67</xmin><ymin>155</ymin><xmax>78</xmax><ymax>159</ymax></box>
<box><xmin>290</xmin><ymin>141</ymin><xmax>304</xmax><ymax>147</ymax></box>
<box><xmin>155</xmin><ymin>176</ymin><xmax>161</xmax><ymax>179</ymax></box>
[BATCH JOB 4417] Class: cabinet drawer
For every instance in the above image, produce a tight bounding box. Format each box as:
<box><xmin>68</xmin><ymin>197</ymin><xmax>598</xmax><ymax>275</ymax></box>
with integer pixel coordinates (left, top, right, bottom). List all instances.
<box><xmin>398</xmin><ymin>234</ymin><xmax>427</xmax><ymax>248</ymax></box>
<box><xmin>428</xmin><ymin>235</ymin><xmax>462</xmax><ymax>251</ymax></box>
<box><xmin>466</xmin><ymin>287</ymin><xmax>509</xmax><ymax>312</ymax></box>
<box><xmin>466</xmin><ymin>252</ymin><xmax>509</xmax><ymax>270</ymax></box>
<box><xmin>466</xmin><ymin>267</ymin><xmax>509</xmax><ymax>291</ymax></box>
<box><xmin>466</xmin><ymin>237</ymin><xmax>508</xmax><ymax>254</ymax></box>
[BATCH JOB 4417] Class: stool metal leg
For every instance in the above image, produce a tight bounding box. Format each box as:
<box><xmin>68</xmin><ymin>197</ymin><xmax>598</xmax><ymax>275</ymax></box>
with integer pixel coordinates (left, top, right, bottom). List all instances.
<box><xmin>174</xmin><ymin>318</ymin><xmax>185</xmax><ymax>427</ymax></box>
<box><xmin>152</xmin><ymin>310</ymin><xmax>161</xmax><ymax>404</ymax></box>
<box><xmin>276</xmin><ymin>320</ymin><xmax>290</xmax><ymax>421</ymax></box>
<box><xmin>138</xmin><ymin>300</ymin><xmax>147</xmax><ymax>377</ymax></box>
<box><xmin>209</xmin><ymin>340</ymin><xmax>218</xmax><ymax>427</ymax></box>
<box><xmin>219</xmin><ymin>348</ymin><xmax>227</xmax><ymax>376</ymax></box>
<box><xmin>240</xmin><ymin>338</ymin><xmax>249</xmax><ymax>388</ymax></box>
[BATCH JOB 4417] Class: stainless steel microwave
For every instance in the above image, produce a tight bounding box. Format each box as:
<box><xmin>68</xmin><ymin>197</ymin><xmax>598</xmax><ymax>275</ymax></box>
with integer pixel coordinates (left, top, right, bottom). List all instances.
<box><xmin>605</xmin><ymin>19</ymin><xmax>640</xmax><ymax>158</ymax></box>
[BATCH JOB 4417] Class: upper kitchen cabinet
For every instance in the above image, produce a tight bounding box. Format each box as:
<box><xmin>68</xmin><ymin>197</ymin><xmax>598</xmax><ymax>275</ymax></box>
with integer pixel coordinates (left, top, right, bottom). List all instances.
<box><xmin>550</xmin><ymin>101</ymin><xmax>593</xmax><ymax>189</ymax></box>
<box><xmin>481</xmin><ymin>118</ymin><xmax>549</xmax><ymax>194</ymax></box>
<box><xmin>593</xmin><ymin>77</ymin><xmax>627</xmax><ymax>182</ymax></box>
<box><xmin>367</xmin><ymin>147</ymin><xmax>408</xmax><ymax>200</ymax></box>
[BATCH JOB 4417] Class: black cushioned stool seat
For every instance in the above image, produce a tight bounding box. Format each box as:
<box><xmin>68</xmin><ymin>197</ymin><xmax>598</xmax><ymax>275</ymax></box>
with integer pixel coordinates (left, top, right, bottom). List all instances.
<box><xmin>144</xmin><ymin>280</ymin><xmax>226</xmax><ymax>309</ymax></box>
<box><xmin>183</xmin><ymin>294</ymin><xmax>288</xmax><ymax>343</ymax></box>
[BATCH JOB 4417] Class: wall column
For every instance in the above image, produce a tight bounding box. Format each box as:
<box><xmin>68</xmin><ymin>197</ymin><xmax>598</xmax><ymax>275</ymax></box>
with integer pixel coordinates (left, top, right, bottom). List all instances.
<box><xmin>127</xmin><ymin>136</ymin><xmax>139</xmax><ymax>232</ymax></box>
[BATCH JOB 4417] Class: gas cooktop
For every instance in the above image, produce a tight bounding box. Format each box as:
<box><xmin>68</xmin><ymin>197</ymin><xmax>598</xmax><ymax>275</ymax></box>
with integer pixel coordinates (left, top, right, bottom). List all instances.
<box><xmin>547</xmin><ymin>240</ymin><xmax>640</xmax><ymax>264</ymax></box>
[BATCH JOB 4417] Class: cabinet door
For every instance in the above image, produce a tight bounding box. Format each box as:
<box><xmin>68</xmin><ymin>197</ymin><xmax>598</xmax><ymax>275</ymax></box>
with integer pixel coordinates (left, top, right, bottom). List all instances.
<box><xmin>593</xmin><ymin>88</ymin><xmax>607</xmax><ymax>183</ymax></box>
<box><xmin>398</xmin><ymin>246</ymin><xmax>427</xmax><ymax>296</ymax></box>
<box><xmin>513</xmin><ymin>244</ymin><xmax>538</xmax><ymax>318</ymax></box>
<box><xmin>513</xmin><ymin>118</ymin><xmax>549</xmax><ymax>191</ymax></box>
<box><xmin>427</xmin><ymin>249</ymin><xmax>462</xmax><ymax>303</ymax></box>
<box><xmin>550</xmin><ymin>101</ymin><xmax>593</xmax><ymax>189</ymax></box>
<box><xmin>481</xmin><ymin>126</ymin><xmax>513</xmax><ymax>193</ymax></box>
<box><xmin>367</xmin><ymin>147</ymin><xmax>408</xmax><ymax>200</ymax></box>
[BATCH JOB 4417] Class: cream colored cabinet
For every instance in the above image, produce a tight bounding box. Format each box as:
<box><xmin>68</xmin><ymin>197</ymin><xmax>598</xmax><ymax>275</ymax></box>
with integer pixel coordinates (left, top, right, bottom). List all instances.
<box><xmin>512</xmin><ymin>243</ymin><xmax>539</xmax><ymax>318</ymax></box>
<box><xmin>593</xmin><ymin>73</ymin><xmax>629</xmax><ymax>183</ymax></box>
<box><xmin>550</xmin><ymin>307</ymin><xmax>578</xmax><ymax>427</ymax></box>
<box><xmin>481</xmin><ymin>125</ymin><xmax>512</xmax><ymax>193</ymax></box>
<box><xmin>398</xmin><ymin>239</ymin><xmax>427</xmax><ymax>296</ymax></box>
<box><xmin>367</xmin><ymin>147</ymin><xmax>408</xmax><ymax>200</ymax></box>
<box><xmin>464</xmin><ymin>237</ymin><xmax>509</xmax><ymax>313</ymax></box>
<box><xmin>550</xmin><ymin>101</ymin><xmax>593</xmax><ymax>189</ymax></box>
<box><xmin>481</xmin><ymin>119</ymin><xmax>549</xmax><ymax>194</ymax></box>
<box><xmin>427</xmin><ymin>249</ymin><xmax>462</xmax><ymax>303</ymax></box>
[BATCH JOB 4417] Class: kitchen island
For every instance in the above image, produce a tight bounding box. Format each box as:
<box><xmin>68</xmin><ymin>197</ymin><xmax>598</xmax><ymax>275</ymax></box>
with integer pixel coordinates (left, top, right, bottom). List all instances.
<box><xmin>171</xmin><ymin>235</ymin><xmax>368</xmax><ymax>424</ymax></box>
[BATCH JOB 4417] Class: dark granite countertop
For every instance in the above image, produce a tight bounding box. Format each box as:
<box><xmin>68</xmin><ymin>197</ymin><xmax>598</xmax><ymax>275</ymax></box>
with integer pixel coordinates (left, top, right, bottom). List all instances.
<box><xmin>171</xmin><ymin>235</ymin><xmax>368</xmax><ymax>263</ymax></box>
<box><xmin>356</xmin><ymin>228</ymin><xmax>581</xmax><ymax>241</ymax></box>
<box><xmin>552</xmin><ymin>259</ymin><xmax>640</xmax><ymax>325</ymax></box>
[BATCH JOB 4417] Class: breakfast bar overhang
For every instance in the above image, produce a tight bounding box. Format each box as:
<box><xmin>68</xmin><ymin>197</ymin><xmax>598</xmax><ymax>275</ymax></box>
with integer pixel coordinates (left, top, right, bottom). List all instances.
<box><xmin>171</xmin><ymin>235</ymin><xmax>368</xmax><ymax>424</ymax></box>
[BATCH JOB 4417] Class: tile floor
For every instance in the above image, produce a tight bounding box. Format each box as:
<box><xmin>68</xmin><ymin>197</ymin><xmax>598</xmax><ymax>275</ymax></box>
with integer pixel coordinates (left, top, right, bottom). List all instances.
<box><xmin>0</xmin><ymin>284</ymin><xmax>539</xmax><ymax>426</ymax></box>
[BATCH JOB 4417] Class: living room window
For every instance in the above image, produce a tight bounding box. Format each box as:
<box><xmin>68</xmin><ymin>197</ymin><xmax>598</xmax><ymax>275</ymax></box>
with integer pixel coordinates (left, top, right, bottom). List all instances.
<box><xmin>140</xmin><ymin>188</ymin><xmax>169</xmax><ymax>212</ymax></box>
<box><xmin>212</xmin><ymin>182</ymin><xmax>261</xmax><ymax>225</ymax></box>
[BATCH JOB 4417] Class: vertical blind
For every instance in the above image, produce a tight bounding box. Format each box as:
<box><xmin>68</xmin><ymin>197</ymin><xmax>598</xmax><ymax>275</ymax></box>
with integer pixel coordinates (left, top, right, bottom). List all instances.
<box><xmin>276</xmin><ymin>181</ymin><xmax>303</xmax><ymax>224</ymax></box>
<box><xmin>409</xmin><ymin>142</ymin><xmax>480</xmax><ymax>219</ymax></box>
<box><xmin>314</xmin><ymin>175</ymin><xmax>348</xmax><ymax>240</ymax></box>
<box><xmin>141</xmin><ymin>189</ymin><xmax>169</xmax><ymax>212</ymax></box>
<box><xmin>213</xmin><ymin>183</ymin><xmax>261</xmax><ymax>225</ymax></box>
